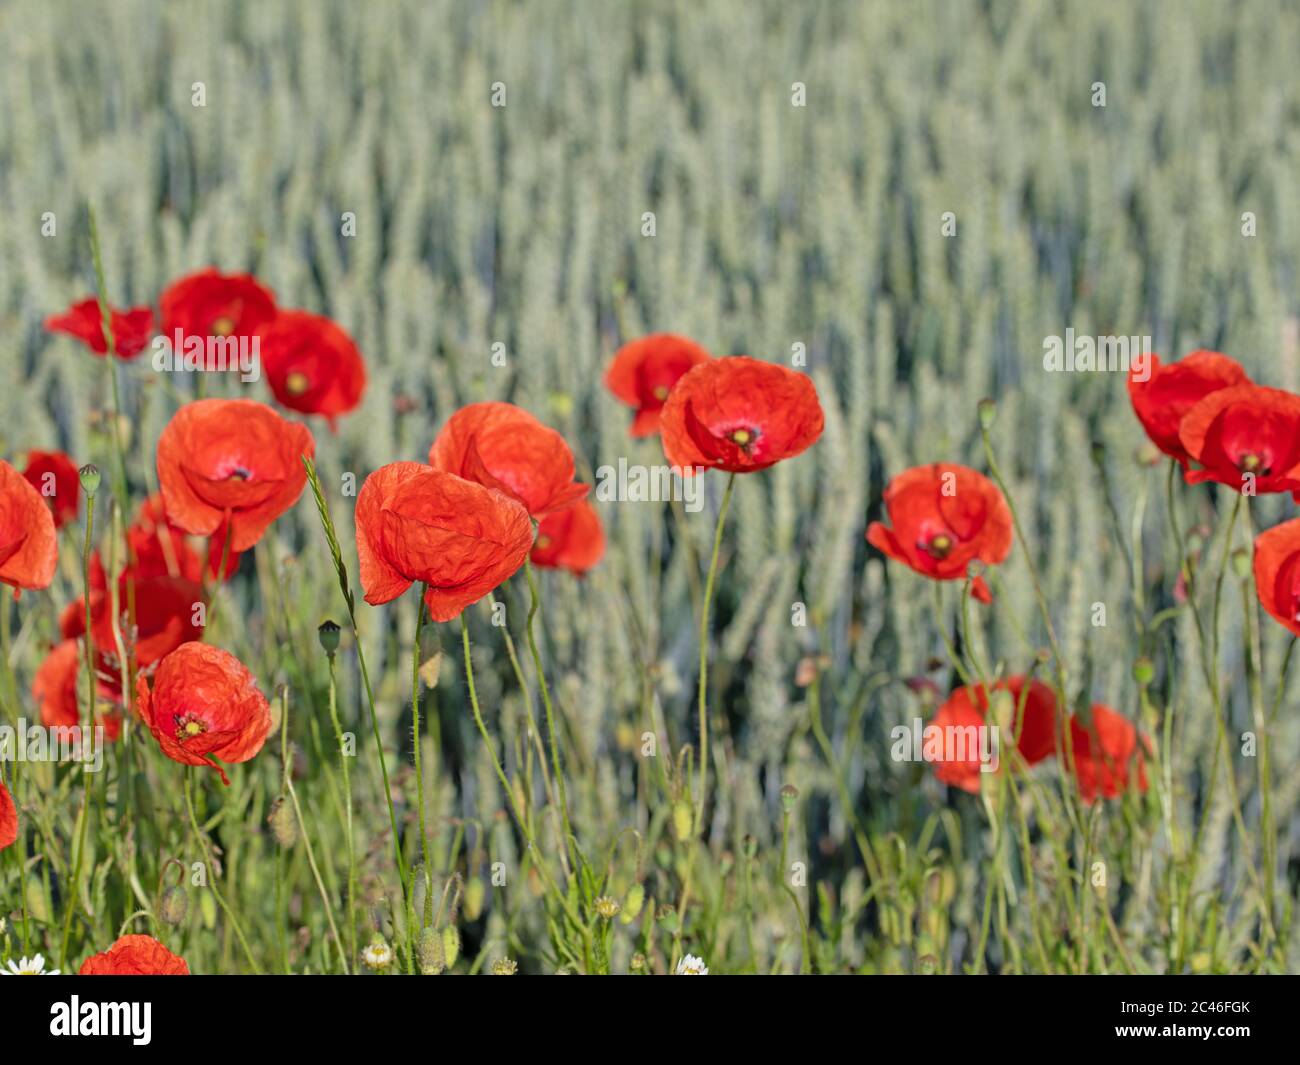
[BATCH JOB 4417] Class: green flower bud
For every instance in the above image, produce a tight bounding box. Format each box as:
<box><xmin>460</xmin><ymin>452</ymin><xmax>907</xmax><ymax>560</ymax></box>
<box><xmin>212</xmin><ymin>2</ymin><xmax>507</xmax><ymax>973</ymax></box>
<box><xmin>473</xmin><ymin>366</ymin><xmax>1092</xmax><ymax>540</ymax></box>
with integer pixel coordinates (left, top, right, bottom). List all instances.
<box><xmin>268</xmin><ymin>798</ymin><xmax>297</xmax><ymax>848</ymax></box>
<box><xmin>780</xmin><ymin>783</ymin><xmax>799</xmax><ymax>813</ymax></box>
<box><xmin>160</xmin><ymin>886</ymin><xmax>189</xmax><ymax>926</ymax></box>
<box><xmin>463</xmin><ymin>877</ymin><xmax>485</xmax><ymax>922</ymax></box>
<box><xmin>1133</xmin><ymin>657</ymin><xmax>1155</xmax><ymax>687</ymax></box>
<box><xmin>671</xmin><ymin>799</ymin><xmax>694</xmax><ymax>842</ymax></box>
<box><xmin>419</xmin><ymin>926</ymin><xmax>445</xmax><ymax>975</ymax></box>
<box><xmin>620</xmin><ymin>882</ymin><xmax>645</xmax><ymax>924</ymax></box>
<box><xmin>977</xmin><ymin>398</ymin><xmax>997</xmax><ymax>429</ymax></box>
<box><xmin>442</xmin><ymin>925</ymin><xmax>461</xmax><ymax>969</ymax></box>
<box><xmin>1231</xmin><ymin>547</ymin><xmax>1250</xmax><ymax>580</ymax></box>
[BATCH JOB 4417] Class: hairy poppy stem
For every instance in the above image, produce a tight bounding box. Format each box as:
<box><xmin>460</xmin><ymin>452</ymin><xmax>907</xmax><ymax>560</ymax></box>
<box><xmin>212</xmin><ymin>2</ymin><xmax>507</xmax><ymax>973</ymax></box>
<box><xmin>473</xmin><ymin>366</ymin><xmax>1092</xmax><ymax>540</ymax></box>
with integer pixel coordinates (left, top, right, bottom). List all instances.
<box><xmin>183</xmin><ymin>769</ymin><xmax>263</xmax><ymax>974</ymax></box>
<box><xmin>278</xmin><ymin>687</ymin><xmax>350</xmax><ymax>973</ymax></box>
<box><xmin>411</xmin><ymin>588</ymin><xmax>433</xmax><ymax>923</ymax></box>
<box><xmin>459</xmin><ymin>614</ymin><xmax>589</xmax><ymax>940</ymax></box>
<box><xmin>695</xmin><ymin>472</ymin><xmax>736</xmax><ymax>827</ymax></box>
<box><xmin>522</xmin><ymin>559</ymin><xmax>574</xmax><ymax>865</ymax></box>
<box><xmin>301</xmin><ymin>458</ymin><xmax>412</xmax><ymax>945</ymax></box>
<box><xmin>488</xmin><ymin>590</ymin><xmax>556</xmax><ymax>845</ymax></box>
<box><xmin>324</xmin><ymin>645</ymin><xmax>358</xmax><ymax>966</ymax></box>
<box><xmin>58</xmin><ymin>490</ymin><xmax>96</xmax><ymax>970</ymax></box>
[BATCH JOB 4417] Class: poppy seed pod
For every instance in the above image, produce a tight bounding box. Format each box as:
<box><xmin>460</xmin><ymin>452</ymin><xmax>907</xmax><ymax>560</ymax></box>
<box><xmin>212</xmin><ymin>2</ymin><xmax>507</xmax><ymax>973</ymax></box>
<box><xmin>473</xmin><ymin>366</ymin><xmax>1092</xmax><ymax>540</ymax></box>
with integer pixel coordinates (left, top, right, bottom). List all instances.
<box><xmin>317</xmin><ymin>619</ymin><xmax>341</xmax><ymax>655</ymax></box>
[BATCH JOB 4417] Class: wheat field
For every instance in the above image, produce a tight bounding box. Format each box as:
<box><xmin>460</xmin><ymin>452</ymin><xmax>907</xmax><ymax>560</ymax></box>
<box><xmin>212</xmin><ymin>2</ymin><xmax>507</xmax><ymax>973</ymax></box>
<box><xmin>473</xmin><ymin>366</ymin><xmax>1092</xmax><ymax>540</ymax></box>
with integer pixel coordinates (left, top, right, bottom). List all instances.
<box><xmin>1</xmin><ymin>0</ymin><xmax>1299</xmax><ymax>977</ymax></box>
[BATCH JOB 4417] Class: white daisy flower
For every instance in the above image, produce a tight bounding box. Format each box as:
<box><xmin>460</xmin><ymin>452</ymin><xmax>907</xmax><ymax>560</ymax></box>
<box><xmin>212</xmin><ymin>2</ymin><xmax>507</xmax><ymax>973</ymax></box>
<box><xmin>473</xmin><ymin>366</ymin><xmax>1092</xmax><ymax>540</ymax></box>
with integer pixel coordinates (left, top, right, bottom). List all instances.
<box><xmin>2</xmin><ymin>954</ymin><xmax>60</xmax><ymax>975</ymax></box>
<box><xmin>675</xmin><ymin>953</ymin><xmax>708</xmax><ymax>975</ymax></box>
<box><xmin>361</xmin><ymin>939</ymin><xmax>394</xmax><ymax>971</ymax></box>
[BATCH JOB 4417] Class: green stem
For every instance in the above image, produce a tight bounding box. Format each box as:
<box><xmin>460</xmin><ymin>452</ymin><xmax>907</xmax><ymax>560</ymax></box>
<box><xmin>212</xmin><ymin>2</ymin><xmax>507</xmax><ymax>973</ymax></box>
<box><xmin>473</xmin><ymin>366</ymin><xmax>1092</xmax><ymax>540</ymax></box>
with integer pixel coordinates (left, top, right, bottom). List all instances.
<box><xmin>459</xmin><ymin>614</ymin><xmax>588</xmax><ymax>938</ymax></box>
<box><xmin>522</xmin><ymin>560</ymin><xmax>574</xmax><ymax>866</ymax></box>
<box><xmin>410</xmin><ymin>588</ymin><xmax>433</xmax><ymax>922</ymax></box>
<box><xmin>325</xmin><ymin>649</ymin><xmax>358</xmax><ymax>965</ymax></box>
<box><xmin>278</xmin><ymin>687</ymin><xmax>349</xmax><ymax>973</ymax></box>
<box><xmin>301</xmin><ymin>458</ymin><xmax>411</xmax><ymax>930</ymax></box>
<box><xmin>695</xmin><ymin>472</ymin><xmax>736</xmax><ymax>826</ymax></box>
<box><xmin>183</xmin><ymin>770</ymin><xmax>262</xmax><ymax>973</ymax></box>
<box><xmin>58</xmin><ymin>490</ymin><xmax>96</xmax><ymax>969</ymax></box>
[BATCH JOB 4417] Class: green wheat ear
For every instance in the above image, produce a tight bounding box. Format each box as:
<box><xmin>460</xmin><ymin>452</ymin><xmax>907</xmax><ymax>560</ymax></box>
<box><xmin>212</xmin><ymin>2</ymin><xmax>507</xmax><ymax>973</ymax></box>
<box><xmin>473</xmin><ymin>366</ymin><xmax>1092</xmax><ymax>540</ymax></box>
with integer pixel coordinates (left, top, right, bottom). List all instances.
<box><xmin>302</xmin><ymin>455</ymin><xmax>355</xmax><ymax>614</ymax></box>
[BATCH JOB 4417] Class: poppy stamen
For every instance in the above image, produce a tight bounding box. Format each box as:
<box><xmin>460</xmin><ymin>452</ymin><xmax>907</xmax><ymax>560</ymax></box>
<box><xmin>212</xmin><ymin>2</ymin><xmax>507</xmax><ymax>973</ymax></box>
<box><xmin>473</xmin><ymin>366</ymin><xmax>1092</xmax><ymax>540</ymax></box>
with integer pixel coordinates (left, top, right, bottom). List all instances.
<box><xmin>210</xmin><ymin>316</ymin><xmax>235</xmax><ymax>338</ymax></box>
<box><xmin>925</xmin><ymin>533</ymin><xmax>954</xmax><ymax>560</ymax></box>
<box><xmin>173</xmin><ymin>714</ymin><xmax>207</xmax><ymax>742</ymax></box>
<box><xmin>286</xmin><ymin>371</ymin><xmax>310</xmax><ymax>396</ymax></box>
<box><xmin>652</xmin><ymin>385</ymin><xmax>670</xmax><ymax>401</ymax></box>
<box><xmin>1238</xmin><ymin>453</ymin><xmax>1267</xmax><ymax>474</ymax></box>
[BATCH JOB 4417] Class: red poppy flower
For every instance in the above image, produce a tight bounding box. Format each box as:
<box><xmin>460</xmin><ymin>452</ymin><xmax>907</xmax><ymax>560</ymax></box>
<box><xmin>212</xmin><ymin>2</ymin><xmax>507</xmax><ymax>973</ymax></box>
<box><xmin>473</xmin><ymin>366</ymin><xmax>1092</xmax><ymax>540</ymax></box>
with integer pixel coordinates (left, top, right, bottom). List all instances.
<box><xmin>1252</xmin><ymin>517</ymin><xmax>1300</xmax><ymax>636</ymax></box>
<box><xmin>0</xmin><ymin>777</ymin><xmax>16</xmax><ymax>851</ymax></box>
<box><xmin>659</xmin><ymin>356</ymin><xmax>824</xmax><ymax>474</ymax></box>
<box><xmin>605</xmin><ymin>333</ymin><xmax>712</xmax><ymax>436</ymax></box>
<box><xmin>1127</xmin><ymin>351</ymin><xmax>1248</xmax><ymax>467</ymax></box>
<box><xmin>0</xmin><ymin>459</ymin><xmax>58</xmax><ymax>595</ymax></box>
<box><xmin>867</xmin><ymin>463</ymin><xmax>1012</xmax><ymax>603</ymax></box>
<box><xmin>1066</xmin><ymin>705</ymin><xmax>1148</xmax><ymax>803</ymax></box>
<box><xmin>159</xmin><ymin>268</ymin><xmax>277</xmax><ymax>342</ymax></box>
<box><xmin>32</xmin><ymin>639</ymin><xmax>122</xmax><ymax>741</ymax></box>
<box><xmin>22</xmin><ymin>449</ymin><xmax>80</xmax><ymax>528</ymax></box>
<box><xmin>356</xmin><ymin>462</ymin><xmax>534</xmax><ymax>622</ymax></box>
<box><xmin>929</xmin><ymin>677</ymin><xmax>1057</xmax><ymax>793</ymax></box>
<box><xmin>258</xmin><ymin>310</ymin><xmax>366</xmax><ymax>427</ymax></box>
<box><xmin>1177</xmin><ymin>384</ymin><xmax>1300</xmax><ymax>495</ymax></box>
<box><xmin>136</xmin><ymin>642</ymin><xmax>271</xmax><ymax>785</ymax></box>
<box><xmin>126</xmin><ymin>495</ymin><xmax>206</xmax><ymax>584</ymax></box>
<box><xmin>429</xmin><ymin>402</ymin><xmax>588</xmax><ymax>517</ymax></box>
<box><xmin>100</xmin><ymin>575</ymin><xmax>206</xmax><ymax>671</ymax></box>
<box><xmin>45</xmin><ymin>297</ymin><xmax>155</xmax><ymax>359</ymax></box>
<box><xmin>79</xmin><ymin>935</ymin><xmax>190</xmax><ymax>975</ymax></box>
<box><xmin>532</xmin><ymin>499</ymin><xmax>606</xmax><ymax>575</ymax></box>
<box><xmin>157</xmin><ymin>399</ymin><xmax>314</xmax><ymax>552</ymax></box>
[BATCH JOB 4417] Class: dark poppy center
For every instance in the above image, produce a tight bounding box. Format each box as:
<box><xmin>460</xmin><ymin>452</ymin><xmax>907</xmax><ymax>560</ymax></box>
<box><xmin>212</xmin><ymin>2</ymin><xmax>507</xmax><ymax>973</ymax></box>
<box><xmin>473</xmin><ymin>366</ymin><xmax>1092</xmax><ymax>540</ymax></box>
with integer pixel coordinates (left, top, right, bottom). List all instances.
<box><xmin>925</xmin><ymin>533</ymin><xmax>954</xmax><ymax>560</ymax></box>
<box><xmin>1237</xmin><ymin>452</ymin><xmax>1269</xmax><ymax>475</ymax></box>
<box><xmin>728</xmin><ymin>427</ymin><xmax>759</xmax><ymax>449</ymax></box>
<box><xmin>173</xmin><ymin>714</ymin><xmax>207</xmax><ymax>742</ymax></box>
<box><xmin>652</xmin><ymin>385</ymin><xmax>670</xmax><ymax>401</ymax></box>
<box><xmin>286</xmin><ymin>371</ymin><xmax>311</xmax><ymax>396</ymax></box>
